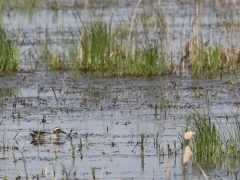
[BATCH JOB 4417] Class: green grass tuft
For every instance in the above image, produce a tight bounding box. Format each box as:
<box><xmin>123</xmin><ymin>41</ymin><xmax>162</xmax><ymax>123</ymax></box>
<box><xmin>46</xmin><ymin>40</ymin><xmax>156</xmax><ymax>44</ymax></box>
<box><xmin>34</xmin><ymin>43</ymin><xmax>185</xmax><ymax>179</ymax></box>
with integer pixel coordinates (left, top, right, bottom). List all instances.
<box><xmin>184</xmin><ymin>114</ymin><xmax>240</xmax><ymax>164</ymax></box>
<box><xmin>42</xmin><ymin>40</ymin><xmax>67</xmax><ymax>70</ymax></box>
<box><xmin>189</xmin><ymin>44</ymin><xmax>238</xmax><ymax>78</ymax></box>
<box><xmin>190</xmin><ymin>115</ymin><xmax>222</xmax><ymax>162</ymax></box>
<box><xmin>0</xmin><ymin>24</ymin><xmax>20</xmax><ymax>72</ymax></box>
<box><xmin>67</xmin><ymin>18</ymin><xmax>168</xmax><ymax>76</ymax></box>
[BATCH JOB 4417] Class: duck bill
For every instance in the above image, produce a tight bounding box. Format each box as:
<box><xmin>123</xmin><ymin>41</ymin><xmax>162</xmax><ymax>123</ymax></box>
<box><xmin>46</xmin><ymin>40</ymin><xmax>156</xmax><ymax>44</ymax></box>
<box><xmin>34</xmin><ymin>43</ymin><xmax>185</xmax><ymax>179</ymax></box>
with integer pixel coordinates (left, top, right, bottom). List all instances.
<box><xmin>61</xmin><ymin>130</ymin><xmax>67</xmax><ymax>134</ymax></box>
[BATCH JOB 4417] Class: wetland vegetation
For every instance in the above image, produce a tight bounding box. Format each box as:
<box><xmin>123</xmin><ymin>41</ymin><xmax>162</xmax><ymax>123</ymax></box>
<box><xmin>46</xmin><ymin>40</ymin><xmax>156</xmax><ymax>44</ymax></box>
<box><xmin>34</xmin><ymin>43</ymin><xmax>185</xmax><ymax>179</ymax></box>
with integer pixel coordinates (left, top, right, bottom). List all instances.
<box><xmin>1</xmin><ymin>0</ymin><xmax>240</xmax><ymax>179</ymax></box>
<box><xmin>0</xmin><ymin>23</ymin><xmax>19</xmax><ymax>71</ymax></box>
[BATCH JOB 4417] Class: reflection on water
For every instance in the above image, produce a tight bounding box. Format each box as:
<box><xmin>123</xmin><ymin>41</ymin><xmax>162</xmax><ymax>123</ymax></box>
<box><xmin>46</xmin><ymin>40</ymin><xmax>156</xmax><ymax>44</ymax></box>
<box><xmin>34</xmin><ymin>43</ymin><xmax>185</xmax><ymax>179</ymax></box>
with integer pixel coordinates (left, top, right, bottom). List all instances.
<box><xmin>30</xmin><ymin>139</ymin><xmax>66</xmax><ymax>146</ymax></box>
<box><xmin>0</xmin><ymin>88</ymin><xmax>18</xmax><ymax>97</ymax></box>
<box><xmin>0</xmin><ymin>71</ymin><xmax>239</xmax><ymax>179</ymax></box>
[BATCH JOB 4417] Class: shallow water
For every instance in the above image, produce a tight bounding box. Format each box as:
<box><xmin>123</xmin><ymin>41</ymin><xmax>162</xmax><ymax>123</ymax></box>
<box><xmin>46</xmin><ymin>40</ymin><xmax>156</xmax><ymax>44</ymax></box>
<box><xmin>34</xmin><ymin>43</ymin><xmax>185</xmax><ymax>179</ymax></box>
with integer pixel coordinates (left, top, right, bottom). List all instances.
<box><xmin>1</xmin><ymin>0</ymin><xmax>240</xmax><ymax>179</ymax></box>
<box><xmin>0</xmin><ymin>71</ymin><xmax>239</xmax><ymax>179</ymax></box>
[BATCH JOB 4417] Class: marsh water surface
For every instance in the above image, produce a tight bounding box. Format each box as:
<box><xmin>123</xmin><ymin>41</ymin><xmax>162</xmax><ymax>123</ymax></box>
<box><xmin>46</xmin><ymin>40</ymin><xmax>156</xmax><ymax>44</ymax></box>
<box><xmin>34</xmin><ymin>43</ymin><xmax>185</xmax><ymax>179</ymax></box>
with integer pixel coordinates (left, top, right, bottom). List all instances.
<box><xmin>1</xmin><ymin>0</ymin><xmax>240</xmax><ymax>179</ymax></box>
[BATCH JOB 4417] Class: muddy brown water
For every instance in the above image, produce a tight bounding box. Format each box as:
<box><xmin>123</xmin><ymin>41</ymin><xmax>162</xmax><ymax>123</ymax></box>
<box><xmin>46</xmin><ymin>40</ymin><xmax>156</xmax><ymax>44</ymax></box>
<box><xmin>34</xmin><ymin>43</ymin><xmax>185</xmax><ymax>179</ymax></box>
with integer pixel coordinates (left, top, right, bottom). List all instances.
<box><xmin>1</xmin><ymin>0</ymin><xmax>240</xmax><ymax>179</ymax></box>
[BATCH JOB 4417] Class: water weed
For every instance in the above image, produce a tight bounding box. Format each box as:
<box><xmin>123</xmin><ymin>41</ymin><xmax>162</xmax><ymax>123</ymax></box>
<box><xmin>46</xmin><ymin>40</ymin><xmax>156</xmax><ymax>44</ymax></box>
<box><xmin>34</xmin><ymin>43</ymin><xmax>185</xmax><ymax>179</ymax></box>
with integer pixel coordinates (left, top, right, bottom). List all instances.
<box><xmin>0</xmin><ymin>88</ymin><xmax>18</xmax><ymax>97</ymax></box>
<box><xmin>0</xmin><ymin>1</ymin><xmax>239</xmax><ymax>78</ymax></box>
<box><xmin>184</xmin><ymin>113</ymin><xmax>240</xmax><ymax>164</ymax></box>
<box><xmin>189</xmin><ymin>44</ymin><xmax>238</xmax><ymax>78</ymax></box>
<box><xmin>184</xmin><ymin>5</ymin><xmax>239</xmax><ymax>78</ymax></box>
<box><xmin>35</xmin><ymin>2</ymin><xmax>240</xmax><ymax>78</ymax></box>
<box><xmin>190</xmin><ymin>115</ymin><xmax>222</xmax><ymax>161</ymax></box>
<box><xmin>64</xmin><ymin>7</ymin><xmax>171</xmax><ymax>76</ymax></box>
<box><xmin>41</xmin><ymin>39</ymin><xmax>67</xmax><ymax>70</ymax></box>
<box><xmin>0</xmin><ymin>23</ymin><xmax>20</xmax><ymax>72</ymax></box>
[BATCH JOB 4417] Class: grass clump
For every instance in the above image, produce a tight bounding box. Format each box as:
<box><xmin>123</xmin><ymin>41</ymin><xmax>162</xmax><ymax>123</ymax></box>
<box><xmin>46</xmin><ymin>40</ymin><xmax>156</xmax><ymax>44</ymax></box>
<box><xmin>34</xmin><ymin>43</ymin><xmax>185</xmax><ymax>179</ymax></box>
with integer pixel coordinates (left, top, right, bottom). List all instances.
<box><xmin>184</xmin><ymin>114</ymin><xmax>240</xmax><ymax>164</ymax></box>
<box><xmin>0</xmin><ymin>88</ymin><xmax>18</xmax><ymax>97</ymax></box>
<box><xmin>183</xmin><ymin>5</ymin><xmax>238</xmax><ymax>78</ymax></box>
<box><xmin>187</xmin><ymin>42</ymin><xmax>238</xmax><ymax>78</ymax></box>
<box><xmin>76</xmin><ymin>19</ymin><xmax>116</xmax><ymax>73</ymax></box>
<box><xmin>42</xmin><ymin>40</ymin><xmax>67</xmax><ymax>70</ymax></box>
<box><xmin>68</xmin><ymin>16</ymin><xmax>169</xmax><ymax>76</ymax></box>
<box><xmin>45</xmin><ymin>50</ymin><xmax>66</xmax><ymax>70</ymax></box>
<box><xmin>189</xmin><ymin>115</ymin><xmax>223</xmax><ymax>162</ymax></box>
<box><xmin>47</xmin><ymin>3</ymin><xmax>171</xmax><ymax>76</ymax></box>
<box><xmin>0</xmin><ymin>24</ymin><xmax>20</xmax><ymax>72</ymax></box>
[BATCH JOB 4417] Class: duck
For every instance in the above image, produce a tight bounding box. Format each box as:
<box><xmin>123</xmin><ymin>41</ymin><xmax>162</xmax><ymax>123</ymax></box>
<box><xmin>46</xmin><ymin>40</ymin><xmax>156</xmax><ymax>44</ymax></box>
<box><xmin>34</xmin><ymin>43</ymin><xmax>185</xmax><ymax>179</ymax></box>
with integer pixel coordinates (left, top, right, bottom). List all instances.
<box><xmin>29</xmin><ymin>127</ymin><xmax>66</xmax><ymax>140</ymax></box>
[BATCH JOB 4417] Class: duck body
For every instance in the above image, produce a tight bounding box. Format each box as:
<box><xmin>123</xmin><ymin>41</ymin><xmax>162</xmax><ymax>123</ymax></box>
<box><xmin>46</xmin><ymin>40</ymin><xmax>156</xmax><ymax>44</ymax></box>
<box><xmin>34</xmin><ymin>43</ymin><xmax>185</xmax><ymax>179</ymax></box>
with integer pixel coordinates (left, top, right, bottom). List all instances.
<box><xmin>29</xmin><ymin>127</ymin><xmax>66</xmax><ymax>140</ymax></box>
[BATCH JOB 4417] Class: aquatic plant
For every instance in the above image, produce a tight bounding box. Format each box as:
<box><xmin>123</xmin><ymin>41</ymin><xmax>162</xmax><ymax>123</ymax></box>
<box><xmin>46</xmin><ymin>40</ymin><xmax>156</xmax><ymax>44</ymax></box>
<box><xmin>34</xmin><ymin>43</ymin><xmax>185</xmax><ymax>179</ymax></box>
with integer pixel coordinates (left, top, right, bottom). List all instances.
<box><xmin>189</xmin><ymin>43</ymin><xmax>238</xmax><ymax>78</ymax></box>
<box><xmin>184</xmin><ymin>5</ymin><xmax>238</xmax><ymax>78</ymax></box>
<box><xmin>184</xmin><ymin>113</ymin><xmax>240</xmax><ymax>164</ymax></box>
<box><xmin>42</xmin><ymin>40</ymin><xmax>67</xmax><ymax>70</ymax></box>
<box><xmin>43</xmin><ymin>5</ymin><xmax>240</xmax><ymax>78</ymax></box>
<box><xmin>41</xmin><ymin>1</ymin><xmax>239</xmax><ymax>78</ymax></box>
<box><xmin>54</xmin><ymin>146</ymin><xmax>58</xmax><ymax>159</ymax></box>
<box><xmin>0</xmin><ymin>23</ymin><xmax>20</xmax><ymax>72</ymax></box>
<box><xmin>189</xmin><ymin>115</ymin><xmax>222</xmax><ymax>161</ymax></box>
<box><xmin>182</xmin><ymin>124</ymin><xmax>209</xmax><ymax>180</ymax></box>
<box><xmin>63</xmin><ymin>6</ymin><xmax>171</xmax><ymax>76</ymax></box>
<box><xmin>70</xmin><ymin>137</ymin><xmax>76</xmax><ymax>158</ymax></box>
<box><xmin>140</xmin><ymin>133</ymin><xmax>145</xmax><ymax>149</ymax></box>
<box><xmin>0</xmin><ymin>88</ymin><xmax>18</xmax><ymax>97</ymax></box>
<box><xmin>91</xmin><ymin>167</ymin><xmax>96</xmax><ymax>180</ymax></box>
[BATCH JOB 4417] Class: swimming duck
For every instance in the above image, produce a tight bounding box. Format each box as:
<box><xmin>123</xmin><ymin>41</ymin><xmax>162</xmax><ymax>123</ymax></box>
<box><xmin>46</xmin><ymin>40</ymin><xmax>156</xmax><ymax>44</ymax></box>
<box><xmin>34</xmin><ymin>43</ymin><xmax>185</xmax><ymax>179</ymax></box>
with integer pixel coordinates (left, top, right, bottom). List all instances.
<box><xmin>29</xmin><ymin>127</ymin><xmax>66</xmax><ymax>140</ymax></box>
